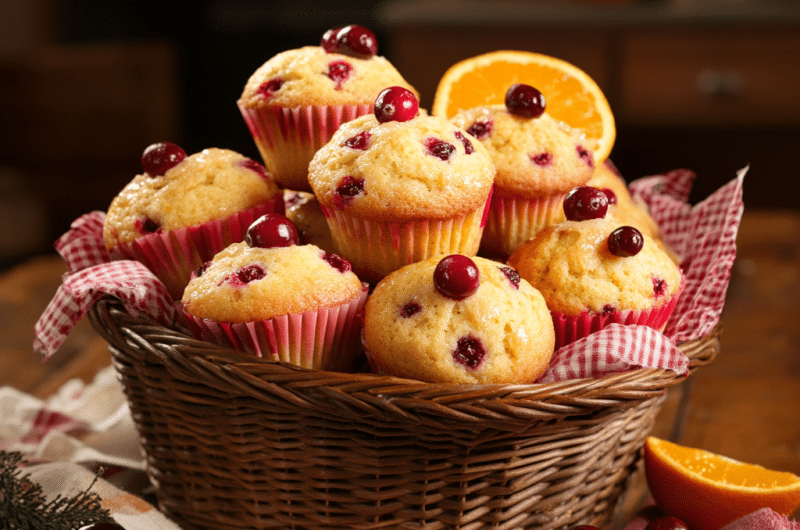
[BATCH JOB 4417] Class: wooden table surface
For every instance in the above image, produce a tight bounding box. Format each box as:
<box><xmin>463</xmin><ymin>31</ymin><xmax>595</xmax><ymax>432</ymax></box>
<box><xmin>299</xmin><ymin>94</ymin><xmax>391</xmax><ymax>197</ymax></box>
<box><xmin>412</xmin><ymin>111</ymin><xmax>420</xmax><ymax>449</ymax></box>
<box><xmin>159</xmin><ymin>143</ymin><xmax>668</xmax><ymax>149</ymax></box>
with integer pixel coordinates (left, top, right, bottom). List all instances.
<box><xmin>2</xmin><ymin>208</ymin><xmax>799</xmax><ymax>522</ymax></box>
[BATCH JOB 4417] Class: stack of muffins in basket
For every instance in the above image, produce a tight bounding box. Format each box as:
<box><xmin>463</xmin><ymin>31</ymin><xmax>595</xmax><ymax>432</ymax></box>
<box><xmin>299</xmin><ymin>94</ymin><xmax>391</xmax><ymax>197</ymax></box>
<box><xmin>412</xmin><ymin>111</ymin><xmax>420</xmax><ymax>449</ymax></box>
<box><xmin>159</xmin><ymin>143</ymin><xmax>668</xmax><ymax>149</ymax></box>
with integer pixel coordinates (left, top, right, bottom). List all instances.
<box><xmin>102</xmin><ymin>25</ymin><xmax>683</xmax><ymax>384</ymax></box>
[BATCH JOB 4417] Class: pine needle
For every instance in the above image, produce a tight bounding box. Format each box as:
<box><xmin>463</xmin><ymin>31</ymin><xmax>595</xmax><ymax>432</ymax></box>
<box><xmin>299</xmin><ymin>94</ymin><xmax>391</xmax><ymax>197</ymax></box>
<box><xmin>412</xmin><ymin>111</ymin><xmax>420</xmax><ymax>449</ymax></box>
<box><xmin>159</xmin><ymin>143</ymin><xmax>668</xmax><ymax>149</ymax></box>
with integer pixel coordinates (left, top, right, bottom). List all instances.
<box><xmin>0</xmin><ymin>450</ymin><xmax>115</xmax><ymax>530</ymax></box>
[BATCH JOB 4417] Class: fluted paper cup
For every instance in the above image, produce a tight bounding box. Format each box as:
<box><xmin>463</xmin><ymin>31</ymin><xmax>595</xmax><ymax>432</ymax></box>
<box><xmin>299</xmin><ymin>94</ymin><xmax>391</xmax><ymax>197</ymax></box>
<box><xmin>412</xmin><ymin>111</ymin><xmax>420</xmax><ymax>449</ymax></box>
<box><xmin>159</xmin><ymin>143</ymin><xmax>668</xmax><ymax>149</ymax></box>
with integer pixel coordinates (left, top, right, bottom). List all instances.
<box><xmin>239</xmin><ymin>102</ymin><xmax>373</xmax><ymax>192</ymax></box>
<box><xmin>480</xmin><ymin>192</ymin><xmax>567</xmax><ymax>258</ymax></box>
<box><xmin>320</xmin><ymin>190</ymin><xmax>492</xmax><ymax>284</ymax></box>
<box><xmin>551</xmin><ymin>277</ymin><xmax>684</xmax><ymax>350</ymax></box>
<box><xmin>184</xmin><ymin>284</ymin><xmax>369</xmax><ymax>372</ymax></box>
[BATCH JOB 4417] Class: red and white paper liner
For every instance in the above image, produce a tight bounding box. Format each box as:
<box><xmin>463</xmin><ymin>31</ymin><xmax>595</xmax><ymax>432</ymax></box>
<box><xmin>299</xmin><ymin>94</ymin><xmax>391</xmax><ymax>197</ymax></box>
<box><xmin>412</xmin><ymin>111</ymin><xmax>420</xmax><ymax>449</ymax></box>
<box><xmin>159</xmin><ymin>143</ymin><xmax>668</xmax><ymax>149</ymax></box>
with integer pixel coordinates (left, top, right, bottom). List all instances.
<box><xmin>183</xmin><ymin>284</ymin><xmax>369</xmax><ymax>373</ymax></box>
<box><xmin>320</xmin><ymin>191</ymin><xmax>492</xmax><ymax>284</ymax></box>
<box><xmin>480</xmin><ymin>191</ymin><xmax>566</xmax><ymax>258</ymax></box>
<box><xmin>110</xmin><ymin>198</ymin><xmax>284</xmax><ymax>301</ymax></box>
<box><xmin>551</xmin><ymin>281</ymin><xmax>683</xmax><ymax>351</ymax></box>
<box><xmin>238</xmin><ymin>102</ymin><xmax>372</xmax><ymax>192</ymax></box>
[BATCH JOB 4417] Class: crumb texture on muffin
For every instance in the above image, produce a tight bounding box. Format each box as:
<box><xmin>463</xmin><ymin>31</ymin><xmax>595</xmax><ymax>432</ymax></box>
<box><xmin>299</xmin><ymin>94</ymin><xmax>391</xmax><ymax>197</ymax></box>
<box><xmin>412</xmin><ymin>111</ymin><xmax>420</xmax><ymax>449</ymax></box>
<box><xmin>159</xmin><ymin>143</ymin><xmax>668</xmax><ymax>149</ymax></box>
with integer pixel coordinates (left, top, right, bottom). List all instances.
<box><xmin>508</xmin><ymin>216</ymin><xmax>682</xmax><ymax>315</ymax></box>
<box><xmin>363</xmin><ymin>255</ymin><xmax>555</xmax><ymax>384</ymax></box>
<box><xmin>450</xmin><ymin>105</ymin><xmax>594</xmax><ymax>197</ymax></box>
<box><xmin>308</xmin><ymin>114</ymin><xmax>495</xmax><ymax>221</ymax></box>
<box><xmin>182</xmin><ymin>242</ymin><xmax>364</xmax><ymax>322</ymax></box>
<box><xmin>239</xmin><ymin>46</ymin><xmax>418</xmax><ymax>108</ymax></box>
<box><xmin>103</xmin><ymin>148</ymin><xmax>280</xmax><ymax>248</ymax></box>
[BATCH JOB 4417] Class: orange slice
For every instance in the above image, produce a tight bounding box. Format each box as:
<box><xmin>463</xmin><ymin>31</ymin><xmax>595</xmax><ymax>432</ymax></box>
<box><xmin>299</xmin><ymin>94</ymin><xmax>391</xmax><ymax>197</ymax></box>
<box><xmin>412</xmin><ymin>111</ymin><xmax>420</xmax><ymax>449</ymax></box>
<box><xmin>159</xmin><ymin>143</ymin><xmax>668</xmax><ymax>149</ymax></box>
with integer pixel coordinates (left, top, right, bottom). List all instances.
<box><xmin>644</xmin><ymin>436</ymin><xmax>800</xmax><ymax>530</ymax></box>
<box><xmin>431</xmin><ymin>50</ymin><xmax>616</xmax><ymax>163</ymax></box>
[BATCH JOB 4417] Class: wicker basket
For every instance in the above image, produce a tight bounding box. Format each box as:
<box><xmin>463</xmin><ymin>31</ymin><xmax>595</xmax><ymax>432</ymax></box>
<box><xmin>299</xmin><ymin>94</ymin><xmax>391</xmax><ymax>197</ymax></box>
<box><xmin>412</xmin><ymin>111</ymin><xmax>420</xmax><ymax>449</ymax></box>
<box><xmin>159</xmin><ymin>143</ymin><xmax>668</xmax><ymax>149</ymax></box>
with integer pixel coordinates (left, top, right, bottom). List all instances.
<box><xmin>88</xmin><ymin>296</ymin><xmax>719</xmax><ymax>530</ymax></box>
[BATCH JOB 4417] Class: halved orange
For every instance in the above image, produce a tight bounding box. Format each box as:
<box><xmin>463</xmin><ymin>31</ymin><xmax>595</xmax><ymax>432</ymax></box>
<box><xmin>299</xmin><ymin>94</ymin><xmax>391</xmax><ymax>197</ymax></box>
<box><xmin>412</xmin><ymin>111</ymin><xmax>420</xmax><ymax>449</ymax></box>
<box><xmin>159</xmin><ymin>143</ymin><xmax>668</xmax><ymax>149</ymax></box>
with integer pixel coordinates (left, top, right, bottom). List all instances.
<box><xmin>431</xmin><ymin>50</ymin><xmax>616</xmax><ymax>163</ymax></box>
<box><xmin>644</xmin><ymin>436</ymin><xmax>800</xmax><ymax>530</ymax></box>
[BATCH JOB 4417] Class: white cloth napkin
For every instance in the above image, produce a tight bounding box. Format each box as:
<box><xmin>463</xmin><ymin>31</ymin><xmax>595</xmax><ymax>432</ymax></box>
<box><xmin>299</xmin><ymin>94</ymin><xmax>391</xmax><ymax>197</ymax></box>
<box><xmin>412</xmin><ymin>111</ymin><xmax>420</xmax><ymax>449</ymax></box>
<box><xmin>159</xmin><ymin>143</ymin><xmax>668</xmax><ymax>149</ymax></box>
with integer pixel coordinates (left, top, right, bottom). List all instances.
<box><xmin>0</xmin><ymin>366</ymin><xmax>182</xmax><ymax>530</ymax></box>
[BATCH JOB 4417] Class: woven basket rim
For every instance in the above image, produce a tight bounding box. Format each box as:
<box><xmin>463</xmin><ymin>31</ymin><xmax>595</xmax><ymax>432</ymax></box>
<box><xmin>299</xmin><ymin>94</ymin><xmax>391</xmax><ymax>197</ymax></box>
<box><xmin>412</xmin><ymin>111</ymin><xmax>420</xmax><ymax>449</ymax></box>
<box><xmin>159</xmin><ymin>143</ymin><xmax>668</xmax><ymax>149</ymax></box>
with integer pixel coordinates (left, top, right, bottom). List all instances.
<box><xmin>88</xmin><ymin>296</ymin><xmax>720</xmax><ymax>427</ymax></box>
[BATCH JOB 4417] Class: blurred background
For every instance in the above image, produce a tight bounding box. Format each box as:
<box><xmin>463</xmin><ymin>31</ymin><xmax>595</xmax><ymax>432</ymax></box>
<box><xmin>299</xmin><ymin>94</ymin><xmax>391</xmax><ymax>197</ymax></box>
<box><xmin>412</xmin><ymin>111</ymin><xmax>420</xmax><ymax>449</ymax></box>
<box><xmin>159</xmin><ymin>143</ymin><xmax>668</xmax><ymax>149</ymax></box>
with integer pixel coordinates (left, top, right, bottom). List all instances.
<box><xmin>1</xmin><ymin>0</ymin><xmax>799</xmax><ymax>267</ymax></box>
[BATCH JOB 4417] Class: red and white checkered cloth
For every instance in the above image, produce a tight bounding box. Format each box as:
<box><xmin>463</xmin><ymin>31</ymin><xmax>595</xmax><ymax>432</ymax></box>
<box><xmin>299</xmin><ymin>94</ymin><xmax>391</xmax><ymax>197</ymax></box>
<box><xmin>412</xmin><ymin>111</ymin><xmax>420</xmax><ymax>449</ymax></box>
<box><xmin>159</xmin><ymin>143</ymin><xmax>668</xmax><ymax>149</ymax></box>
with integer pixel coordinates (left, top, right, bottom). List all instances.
<box><xmin>33</xmin><ymin>213</ymin><xmax>176</xmax><ymax>360</ymax></box>
<box><xmin>33</xmin><ymin>168</ymin><xmax>746</xmax><ymax>382</ymax></box>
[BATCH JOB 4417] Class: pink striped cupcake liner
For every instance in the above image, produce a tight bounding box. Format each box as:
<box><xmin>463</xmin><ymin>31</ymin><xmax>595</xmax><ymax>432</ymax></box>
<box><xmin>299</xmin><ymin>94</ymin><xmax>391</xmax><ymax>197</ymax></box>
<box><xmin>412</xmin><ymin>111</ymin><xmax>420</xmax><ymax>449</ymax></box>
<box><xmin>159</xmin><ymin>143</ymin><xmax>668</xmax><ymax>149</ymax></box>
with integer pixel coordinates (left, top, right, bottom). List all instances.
<box><xmin>320</xmin><ymin>189</ymin><xmax>492</xmax><ymax>284</ymax></box>
<box><xmin>480</xmin><ymin>192</ymin><xmax>567</xmax><ymax>258</ymax></box>
<box><xmin>551</xmin><ymin>276</ymin><xmax>685</xmax><ymax>350</ymax></box>
<box><xmin>110</xmin><ymin>198</ymin><xmax>284</xmax><ymax>301</ymax></box>
<box><xmin>183</xmin><ymin>284</ymin><xmax>369</xmax><ymax>372</ymax></box>
<box><xmin>238</xmin><ymin>103</ymin><xmax>372</xmax><ymax>192</ymax></box>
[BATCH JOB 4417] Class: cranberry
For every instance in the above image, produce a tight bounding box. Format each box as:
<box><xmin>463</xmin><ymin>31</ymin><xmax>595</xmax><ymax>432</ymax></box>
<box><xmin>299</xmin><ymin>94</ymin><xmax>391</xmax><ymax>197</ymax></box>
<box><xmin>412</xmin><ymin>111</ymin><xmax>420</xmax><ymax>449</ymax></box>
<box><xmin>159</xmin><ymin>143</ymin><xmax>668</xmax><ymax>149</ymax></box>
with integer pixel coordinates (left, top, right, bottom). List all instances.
<box><xmin>400</xmin><ymin>301</ymin><xmax>421</xmax><ymax>318</ymax></box>
<box><xmin>424</xmin><ymin>137</ymin><xmax>456</xmax><ymax>161</ymax></box>
<box><xmin>577</xmin><ymin>145</ymin><xmax>594</xmax><ymax>168</ymax></box>
<box><xmin>239</xmin><ymin>158</ymin><xmax>268</xmax><ymax>179</ymax></box>
<box><xmin>453</xmin><ymin>335</ymin><xmax>486</xmax><ymax>369</ymax></box>
<box><xmin>505</xmin><ymin>84</ymin><xmax>546</xmax><ymax>118</ymax></box>
<box><xmin>602</xmin><ymin>187</ymin><xmax>617</xmax><ymax>204</ymax></box>
<box><xmin>607</xmin><ymin>226</ymin><xmax>643</xmax><ymax>257</ymax></box>
<box><xmin>323</xmin><ymin>252</ymin><xmax>352</xmax><ymax>273</ymax></box>
<box><xmin>343</xmin><ymin>131</ymin><xmax>371</xmax><ymax>150</ymax></box>
<box><xmin>531</xmin><ymin>152</ymin><xmax>553</xmax><ymax>166</ymax></box>
<box><xmin>246</xmin><ymin>214</ymin><xmax>299</xmax><ymax>248</ymax></box>
<box><xmin>601</xmin><ymin>304</ymin><xmax>616</xmax><ymax>315</ymax></box>
<box><xmin>433</xmin><ymin>255</ymin><xmax>480</xmax><ymax>301</ymax></box>
<box><xmin>569</xmin><ymin>526</ymin><xmax>599</xmax><ymax>530</ymax></box>
<box><xmin>141</xmin><ymin>142</ymin><xmax>186</xmax><ymax>177</ymax></box>
<box><xmin>653</xmin><ymin>277</ymin><xmax>667</xmax><ymax>298</ymax></box>
<box><xmin>374</xmin><ymin>86</ymin><xmax>418</xmax><ymax>123</ymax></box>
<box><xmin>135</xmin><ymin>217</ymin><xmax>161</xmax><ymax>234</ymax></box>
<box><xmin>234</xmin><ymin>264</ymin><xmax>266</xmax><ymax>285</ymax></box>
<box><xmin>322</xmin><ymin>24</ymin><xmax>378</xmax><ymax>58</ymax></box>
<box><xmin>333</xmin><ymin>175</ymin><xmax>365</xmax><ymax>208</ymax></box>
<box><xmin>499</xmin><ymin>266</ymin><xmax>520</xmax><ymax>289</ymax></box>
<box><xmin>78</xmin><ymin>523</ymin><xmax>126</xmax><ymax>530</ymax></box>
<box><xmin>256</xmin><ymin>78</ymin><xmax>284</xmax><ymax>99</ymax></box>
<box><xmin>327</xmin><ymin>60</ymin><xmax>352</xmax><ymax>89</ymax></box>
<box><xmin>453</xmin><ymin>131</ymin><xmax>474</xmax><ymax>154</ymax></box>
<box><xmin>466</xmin><ymin>119</ymin><xmax>493</xmax><ymax>140</ymax></box>
<box><xmin>320</xmin><ymin>26</ymin><xmax>343</xmax><ymax>52</ymax></box>
<box><xmin>645</xmin><ymin>516</ymin><xmax>689</xmax><ymax>530</ymax></box>
<box><xmin>563</xmin><ymin>186</ymin><xmax>609</xmax><ymax>221</ymax></box>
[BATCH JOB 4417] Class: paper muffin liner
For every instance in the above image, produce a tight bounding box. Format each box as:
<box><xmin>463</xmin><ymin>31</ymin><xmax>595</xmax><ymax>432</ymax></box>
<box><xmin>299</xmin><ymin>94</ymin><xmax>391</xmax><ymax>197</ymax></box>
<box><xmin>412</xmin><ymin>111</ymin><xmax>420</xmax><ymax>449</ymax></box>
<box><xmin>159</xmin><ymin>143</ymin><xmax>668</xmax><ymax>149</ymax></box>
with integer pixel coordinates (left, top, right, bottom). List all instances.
<box><xmin>551</xmin><ymin>278</ymin><xmax>684</xmax><ymax>350</ymax></box>
<box><xmin>109</xmin><ymin>198</ymin><xmax>284</xmax><ymax>301</ymax></box>
<box><xmin>480</xmin><ymin>192</ymin><xmax>567</xmax><ymax>258</ymax></box>
<box><xmin>238</xmin><ymin>102</ymin><xmax>373</xmax><ymax>192</ymax></box>
<box><xmin>320</xmin><ymin>190</ymin><xmax>492</xmax><ymax>284</ymax></box>
<box><xmin>183</xmin><ymin>284</ymin><xmax>369</xmax><ymax>372</ymax></box>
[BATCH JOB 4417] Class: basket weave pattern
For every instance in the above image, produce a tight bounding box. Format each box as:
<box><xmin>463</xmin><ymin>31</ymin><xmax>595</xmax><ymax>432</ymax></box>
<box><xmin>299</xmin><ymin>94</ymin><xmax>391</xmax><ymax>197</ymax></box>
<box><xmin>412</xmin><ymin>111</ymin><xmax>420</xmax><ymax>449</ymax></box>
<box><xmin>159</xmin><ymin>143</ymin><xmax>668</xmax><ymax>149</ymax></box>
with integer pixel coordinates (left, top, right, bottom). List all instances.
<box><xmin>89</xmin><ymin>298</ymin><xmax>719</xmax><ymax>530</ymax></box>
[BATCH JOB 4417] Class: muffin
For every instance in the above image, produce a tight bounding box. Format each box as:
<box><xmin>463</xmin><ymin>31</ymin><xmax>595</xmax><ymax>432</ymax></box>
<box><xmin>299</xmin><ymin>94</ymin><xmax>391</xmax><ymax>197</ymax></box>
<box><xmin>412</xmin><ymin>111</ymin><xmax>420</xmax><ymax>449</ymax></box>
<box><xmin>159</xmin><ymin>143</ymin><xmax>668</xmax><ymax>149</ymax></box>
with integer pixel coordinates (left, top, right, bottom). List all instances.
<box><xmin>238</xmin><ymin>25</ymin><xmax>419</xmax><ymax>192</ymax></box>
<box><xmin>103</xmin><ymin>143</ymin><xmax>284</xmax><ymax>300</ymax></box>
<box><xmin>508</xmin><ymin>188</ymin><xmax>683</xmax><ymax>349</ymax></box>
<box><xmin>450</xmin><ymin>84</ymin><xmax>596</xmax><ymax>258</ymax></box>
<box><xmin>363</xmin><ymin>254</ymin><xmax>554</xmax><ymax>384</ymax></box>
<box><xmin>308</xmin><ymin>87</ymin><xmax>495</xmax><ymax>283</ymax></box>
<box><xmin>182</xmin><ymin>214</ymin><xmax>368</xmax><ymax>372</ymax></box>
<box><xmin>283</xmin><ymin>189</ymin><xmax>336</xmax><ymax>254</ymax></box>
<box><xmin>363</xmin><ymin>254</ymin><xmax>555</xmax><ymax>384</ymax></box>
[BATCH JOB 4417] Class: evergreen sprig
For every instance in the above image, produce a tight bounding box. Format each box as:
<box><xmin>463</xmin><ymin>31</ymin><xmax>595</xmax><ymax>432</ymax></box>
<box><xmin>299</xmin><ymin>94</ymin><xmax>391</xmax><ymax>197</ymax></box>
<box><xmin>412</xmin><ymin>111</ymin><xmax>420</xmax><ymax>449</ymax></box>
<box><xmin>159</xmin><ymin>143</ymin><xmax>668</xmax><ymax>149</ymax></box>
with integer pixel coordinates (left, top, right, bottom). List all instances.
<box><xmin>0</xmin><ymin>450</ymin><xmax>114</xmax><ymax>530</ymax></box>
